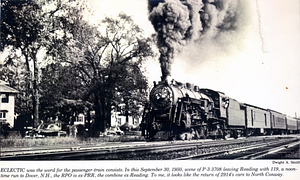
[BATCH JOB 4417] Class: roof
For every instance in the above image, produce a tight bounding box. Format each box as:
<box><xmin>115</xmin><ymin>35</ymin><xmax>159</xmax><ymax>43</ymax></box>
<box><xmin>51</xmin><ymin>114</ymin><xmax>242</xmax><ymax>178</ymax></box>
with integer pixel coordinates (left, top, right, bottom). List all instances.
<box><xmin>243</xmin><ymin>103</ymin><xmax>268</xmax><ymax>111</ymax></box>
<box><xmin>0</xmin><ymin>81</ymin><xmax>19</xmax><ymax>94</ymax></box>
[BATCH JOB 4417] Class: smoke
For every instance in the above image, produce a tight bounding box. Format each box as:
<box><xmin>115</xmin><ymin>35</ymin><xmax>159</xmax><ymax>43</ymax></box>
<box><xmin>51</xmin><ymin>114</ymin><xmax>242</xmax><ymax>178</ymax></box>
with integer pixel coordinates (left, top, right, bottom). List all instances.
<box><xmin>200</xmin><ymin>0</ymin><xmax>239</xmax><ymax>40</ymax></box>
<box><xmin>148</xmin><ymin>0</ymin><xmax>244</xmax><ymax>81</ymax></box>
<box><xmin>148</xmin><ymin>0</ymin><xmax>203</xmax><ymax>81</ymax></box>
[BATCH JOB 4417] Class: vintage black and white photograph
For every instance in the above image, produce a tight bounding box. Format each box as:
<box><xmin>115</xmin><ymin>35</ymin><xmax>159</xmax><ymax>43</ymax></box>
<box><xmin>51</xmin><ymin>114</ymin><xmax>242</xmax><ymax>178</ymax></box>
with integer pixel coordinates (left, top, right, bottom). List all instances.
<box><xmin>1</xmin><ymin>0</ymin><xmax>300</xmax><ymax>163</ymax></box>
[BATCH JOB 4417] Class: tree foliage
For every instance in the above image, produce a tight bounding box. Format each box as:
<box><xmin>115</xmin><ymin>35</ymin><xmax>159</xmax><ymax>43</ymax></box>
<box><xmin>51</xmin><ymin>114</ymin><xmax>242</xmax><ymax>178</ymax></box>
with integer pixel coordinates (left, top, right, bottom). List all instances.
<box><xmin>62</xmin><ymin>13</ymin><xmax>153</xmax><ymax>131</ymax></box>
<box><xmin>1</xmin><ymin>1</ymin><xmax>153</xmax><ymax>133</ymax></box>
<box><xmin>1</xmin><ymin>0</ymin><xmax>88</xmax><ymax>127</ymax></box>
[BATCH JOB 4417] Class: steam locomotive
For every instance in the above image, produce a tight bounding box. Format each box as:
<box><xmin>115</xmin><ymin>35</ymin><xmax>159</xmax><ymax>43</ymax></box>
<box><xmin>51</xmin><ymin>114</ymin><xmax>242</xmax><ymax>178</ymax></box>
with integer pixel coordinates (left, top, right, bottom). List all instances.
<box><xmin>140</xmin><ymin>80</ymin><xmax>300</xmax><ymax>140</ymax></box>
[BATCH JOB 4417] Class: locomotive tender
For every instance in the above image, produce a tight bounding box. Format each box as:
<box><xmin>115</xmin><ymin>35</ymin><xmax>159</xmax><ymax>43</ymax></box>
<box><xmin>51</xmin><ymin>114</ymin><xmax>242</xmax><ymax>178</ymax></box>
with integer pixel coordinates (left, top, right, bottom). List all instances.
<box><xmin>141</xmin><ymin>79</ymin><xmax>300</xmax><ymax>140</ymax></box>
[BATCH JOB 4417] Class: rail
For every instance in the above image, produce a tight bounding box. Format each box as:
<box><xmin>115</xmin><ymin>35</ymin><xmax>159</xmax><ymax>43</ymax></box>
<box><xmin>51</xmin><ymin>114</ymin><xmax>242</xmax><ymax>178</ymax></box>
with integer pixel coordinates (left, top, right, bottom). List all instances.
<box><xmin>1</xmin><ymin>136</ymin><xmax>297</xmax><ymax>160</ymax></box>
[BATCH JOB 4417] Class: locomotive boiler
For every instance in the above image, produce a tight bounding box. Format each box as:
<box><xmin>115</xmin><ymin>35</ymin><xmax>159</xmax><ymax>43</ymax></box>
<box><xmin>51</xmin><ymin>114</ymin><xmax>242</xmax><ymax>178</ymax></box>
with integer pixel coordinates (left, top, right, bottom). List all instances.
<box><xmin>141</xmin><ymin>80</ymin><xmax>229</xmax><ymax>140</ymax></box>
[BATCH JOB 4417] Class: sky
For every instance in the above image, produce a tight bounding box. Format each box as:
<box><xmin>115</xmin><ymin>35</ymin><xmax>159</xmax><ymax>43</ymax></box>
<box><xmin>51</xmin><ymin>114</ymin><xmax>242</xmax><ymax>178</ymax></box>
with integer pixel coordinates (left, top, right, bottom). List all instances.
<box><xmin>1</xmin><ymin>0</ymin><xmax>298</xmax><ymax>117</ymax></box>
<box><xmin>87</xmin><ymin>0</ymin><xmax>300</xmax><ymax>117</ymax></box>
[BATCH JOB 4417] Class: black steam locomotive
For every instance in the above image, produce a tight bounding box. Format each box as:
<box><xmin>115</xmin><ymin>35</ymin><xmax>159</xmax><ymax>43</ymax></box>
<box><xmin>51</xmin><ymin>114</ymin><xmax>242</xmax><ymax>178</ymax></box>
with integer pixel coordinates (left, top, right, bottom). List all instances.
<box><xmin>140</xmin><ymin>80</ymin><xmax>300</xmax><ymax>140</ymax></box>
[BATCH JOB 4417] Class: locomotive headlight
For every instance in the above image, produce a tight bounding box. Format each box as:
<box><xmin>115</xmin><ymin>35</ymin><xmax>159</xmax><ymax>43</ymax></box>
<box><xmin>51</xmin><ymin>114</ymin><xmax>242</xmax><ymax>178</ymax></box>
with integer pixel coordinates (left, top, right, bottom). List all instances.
<box><xmin>150</xmin><ymin>85</ymin><xmax>173</xmax><ymax>110</ymax></box>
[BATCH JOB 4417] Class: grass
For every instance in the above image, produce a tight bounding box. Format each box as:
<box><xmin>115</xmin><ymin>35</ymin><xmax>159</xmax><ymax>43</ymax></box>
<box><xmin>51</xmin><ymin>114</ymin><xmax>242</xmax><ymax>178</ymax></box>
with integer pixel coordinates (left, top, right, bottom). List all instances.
<box><xmin>1</xmin><ymin>136</ymin><xmax>78</xmax><ymax>148</ymax></box>
<box><xmin>0</xmin><ymin>135</ymin><xmax>146</xmax><ymax>149</ymax></box>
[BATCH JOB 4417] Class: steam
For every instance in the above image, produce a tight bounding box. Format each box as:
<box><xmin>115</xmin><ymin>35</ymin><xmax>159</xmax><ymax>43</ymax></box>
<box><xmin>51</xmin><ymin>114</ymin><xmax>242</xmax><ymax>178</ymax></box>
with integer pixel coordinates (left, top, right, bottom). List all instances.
<box><xmin>148</xmin><ymin>0</ymin><xmax>241</xmax><ymax>81</ymax></box>
<box><xmin>200</xmin><ymin>0</ymin><xmax>239</xmax><ymax>39</ymax></box>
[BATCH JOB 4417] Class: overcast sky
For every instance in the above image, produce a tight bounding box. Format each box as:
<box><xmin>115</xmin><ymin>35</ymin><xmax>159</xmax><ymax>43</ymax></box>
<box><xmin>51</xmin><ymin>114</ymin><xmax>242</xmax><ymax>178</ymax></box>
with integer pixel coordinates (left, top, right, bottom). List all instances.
<box><xmin>87</xmin><ymin>0</ymin><xmax>300</xmax><ymax>117</ymax></box>
<box><xmin>1</xmin><ymin>0</ymin><xmax>298</xmax><ymax>117</ymax></box>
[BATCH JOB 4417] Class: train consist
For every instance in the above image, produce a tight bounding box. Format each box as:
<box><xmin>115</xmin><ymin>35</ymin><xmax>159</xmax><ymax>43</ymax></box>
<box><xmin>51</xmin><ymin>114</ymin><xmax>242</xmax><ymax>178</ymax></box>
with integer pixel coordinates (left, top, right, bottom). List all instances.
<box><xmin>141</xmin><ymin>80</ymin><xmax>300</xmax><ymax>140</ymax></box>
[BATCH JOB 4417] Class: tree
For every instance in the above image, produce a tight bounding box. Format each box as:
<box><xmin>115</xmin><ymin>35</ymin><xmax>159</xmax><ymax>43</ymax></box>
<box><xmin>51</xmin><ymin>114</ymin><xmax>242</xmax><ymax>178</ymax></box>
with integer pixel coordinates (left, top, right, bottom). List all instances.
<box><xmin>39</xmin><ymin>62</ymin><xmax>91</xmax><ymax>125</ymax></box>
<box><xmin>115</xmin><ymin>65</ymin><xmax>149</xmax><ymax>124</ymax></box>
<box><xmin>0</xmin><ymin>52</ymin><xmax>32</xmax><ymax>117</ymax></box>
<box><xmin>1</xmin><ymin>0</ymin><xmax>43</xmax><ymax>127</ymax></box>
<box><xmin>63</xmin><ymin>13</ymin><xmax>153</xmax><ymax>132</ymax></box>
<box><xmin>2</xmin><ymin>0</ymin><xmax>153</xmax><ymax>133</ymax></box>
<box><xmin>1</xmin><ymin>0</ymin><xmax>87</xmax><ymax>127</ymax></box>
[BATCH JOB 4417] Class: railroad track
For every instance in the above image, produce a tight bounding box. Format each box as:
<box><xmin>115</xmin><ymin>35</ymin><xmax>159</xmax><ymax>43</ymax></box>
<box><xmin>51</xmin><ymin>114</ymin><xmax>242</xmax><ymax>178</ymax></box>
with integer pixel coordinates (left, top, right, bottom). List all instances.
<box><xmin>235</xmin><ymin>141</ymin><xmax>300</xmax><ymax>160</ymax></box>
<box><xmin>176</xmin><ymin>137</ymin><xmax>299</xmax><ymax>160</ymax></box>
<box><xmin>1</xmin><ymin>136</ymin><xmax>297</xmax><ymax>160</ymax></box>
<box><xmin>1</xmin><ymin>139</ymin><xmax>217</xmax><ymax>160</ymax></box>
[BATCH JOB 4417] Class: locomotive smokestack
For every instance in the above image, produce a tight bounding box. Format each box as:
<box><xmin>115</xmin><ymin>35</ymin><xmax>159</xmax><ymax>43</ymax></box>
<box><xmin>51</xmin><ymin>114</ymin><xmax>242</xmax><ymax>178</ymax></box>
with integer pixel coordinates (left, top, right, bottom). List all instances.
<box><xmin>161</xmin><ymin>75</ymin><xmax>172</xmax><ymax>84</ymax></box>
<box><xmin>186</xmin><ymin>82</ymin><xmax>194</xmax><ymax>90</ymax></box>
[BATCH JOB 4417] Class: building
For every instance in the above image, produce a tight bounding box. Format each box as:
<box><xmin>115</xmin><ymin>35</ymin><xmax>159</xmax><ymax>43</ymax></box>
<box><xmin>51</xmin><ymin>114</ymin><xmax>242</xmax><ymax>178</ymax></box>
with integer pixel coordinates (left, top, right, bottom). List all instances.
<box><xmin>0</xmin><ymin>80</ymin><xmax>18</xmax><ymax>128</ymax></box>
<box><xmin>110</xmin><ymin>103</ymin><xmax>142</xmax><ymax>127</ymax></box>
<box><xmin>74</xmin><ymin>113</ymin><xmax>85</xmax><ymax>126</ymax></box>
<box><xmin>74</xmin><ymin>104</ymin><xmax>142</xmax><ymax>128</ymax></box>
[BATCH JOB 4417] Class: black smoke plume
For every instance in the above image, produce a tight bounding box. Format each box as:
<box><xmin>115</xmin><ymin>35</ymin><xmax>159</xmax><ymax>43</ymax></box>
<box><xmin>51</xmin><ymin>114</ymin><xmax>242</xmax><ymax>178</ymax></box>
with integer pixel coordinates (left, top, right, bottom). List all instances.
<box><xmin>148</xmin><ymin>0</ymin><xmax>240</xmax><ymax>81</ymax></box>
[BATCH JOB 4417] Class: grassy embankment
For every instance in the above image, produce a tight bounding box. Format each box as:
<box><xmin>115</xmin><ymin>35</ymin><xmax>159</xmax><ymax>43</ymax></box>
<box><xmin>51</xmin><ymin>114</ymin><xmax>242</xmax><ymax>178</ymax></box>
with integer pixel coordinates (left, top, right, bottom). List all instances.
<box><xmin>1</xmin><ymin>134</ymin><xmax>145</xmax><ymax>148</ymax></box>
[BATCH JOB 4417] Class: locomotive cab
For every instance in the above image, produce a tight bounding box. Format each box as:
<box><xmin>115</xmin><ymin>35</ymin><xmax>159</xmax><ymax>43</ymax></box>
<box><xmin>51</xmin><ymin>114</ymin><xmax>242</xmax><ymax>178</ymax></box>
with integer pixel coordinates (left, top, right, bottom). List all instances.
<box><xmin>200</xmin><ymin>89</ymin><xmax>229</xmax><ymax>120</ymax></box>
